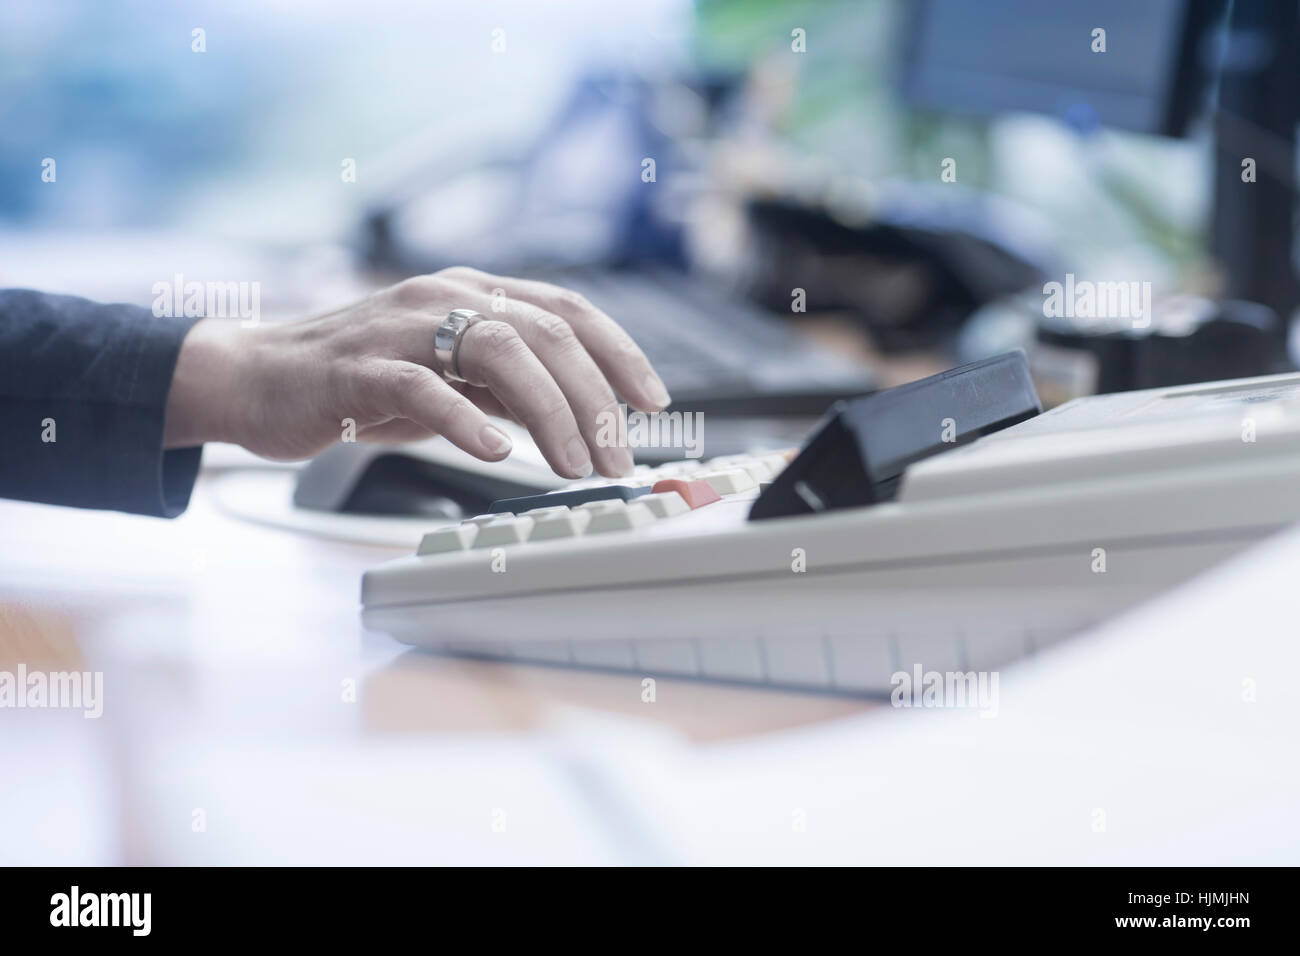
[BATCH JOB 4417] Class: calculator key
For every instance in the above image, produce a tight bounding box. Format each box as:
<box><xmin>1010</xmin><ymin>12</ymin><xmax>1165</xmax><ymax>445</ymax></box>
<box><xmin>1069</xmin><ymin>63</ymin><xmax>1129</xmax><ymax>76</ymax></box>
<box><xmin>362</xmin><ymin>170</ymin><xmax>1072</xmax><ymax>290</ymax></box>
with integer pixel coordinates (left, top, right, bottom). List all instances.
<box><xmin>489</xmin><ymin>484</ymin><xmax>651</xmax><ymax>514</ymax></box>
<box><xmin>702</xmin><ymin>454</ymin><xmax>750</xmax><ymax>468</ymax></box>
<box><xmin>696</xmin><ymin>468</ymin><xmax>758</xmax><ymax>495</ymax></box>
<box><xmin>650</xmin><ymin>461</ymin><xmax>696</xmax><ymax>477</ymax></box>
<box><xmin>519</xmin><ymin>505</ymin><xmax>570</xmax><ymax>518</ymax></box>
<box><xmin>529</xmin><ymin>509</ymin><xmax>593</xmax><ymax>540</ymax></box>
<box><xmin>472</xmin><ymin>515</ymin><xmax>535</xmax><ymax>547</ymax></box>
<box><xmin>738</xmin><ymin>460</ymin><xmax>775</xmax><ymax>483</ymax></box>
<box><xmin>585</xmin><ymin>501</ymin><xmax>656</xmax><ymax>534</ymax></box>
<box><xmin>567</xmin><ymin>477</ymin><xmax>618</xmax><ymax>490</ymax></box>
<box><xmin>573</xmin><ymin>499</ymin><xmax>626</xmax><ymax>515</ymax></box>
<box><xmin>417</xmin><ymin>524</ymin><xmax>479</xmax><ymax>555</ymax></box>
<box><xmin>650</xmin><ymin>478</ymin><xmax>721</xmax><ymax>509</ymax></box>
<box><xmin>638</xmin><ymin>491</ymin><xmax>689</xmax><ymax>518</ymax></box>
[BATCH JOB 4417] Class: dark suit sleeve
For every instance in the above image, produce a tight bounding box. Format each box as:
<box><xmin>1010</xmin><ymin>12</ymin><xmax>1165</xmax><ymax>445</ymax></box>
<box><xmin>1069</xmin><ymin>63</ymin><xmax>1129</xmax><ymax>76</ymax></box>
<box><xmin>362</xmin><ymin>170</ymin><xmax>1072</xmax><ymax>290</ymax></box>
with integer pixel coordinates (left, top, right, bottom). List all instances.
<box><xmin>0</xmin><ymin>289</ymin><xmax>204</xmax><ymax>517</ymax></box>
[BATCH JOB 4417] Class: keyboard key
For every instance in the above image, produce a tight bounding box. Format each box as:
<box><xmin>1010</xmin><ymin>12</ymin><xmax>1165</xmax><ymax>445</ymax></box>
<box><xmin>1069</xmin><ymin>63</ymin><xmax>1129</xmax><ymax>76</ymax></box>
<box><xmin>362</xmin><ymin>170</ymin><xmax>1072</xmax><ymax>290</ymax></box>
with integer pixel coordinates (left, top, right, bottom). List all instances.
<box><xmin>519</xmin><ymin>505</ymin><xmax>570</xmax><ymax>518</ymax></box>
<box><xmin>638</xmin><ymin>491</ymin><xmax>689</xmax><ymax>518</ymax></box>
<box><xmin>581</xmin><ymin>500</ymin><xmax>656</xmax><ymax>533</ymax></box>
<box><xmin>649</xmin><ymin>460</ymin><xmax>695</xmax><ymax>477</ymax></box>
<box><xmin>472</xmin><ymin>515</ymin><xmax>535</xmax><ymax>547</ymax></box>
<box><xmin>463</xmin><ymin>514</ymin><xmax>500</xmax><ymax>526</ymax></box>
<box><xmin>574</xmin><ymin>499</ymin><xmax>623</xmax><ymax>513</ymax></box>
<box><xmin>417</xmin><ymin>523</ymin><xmax>479</xmax><ymax>555</ymax></box>
<box><xmin>701</xmin><ymin>454</ymin><xmax>750</xmax><ymax>468</ymax></box>
<box><xmin>529</xmin><ymin>509</ymin><xmax>592</xmax><ymax>540</ymax></box>
<box><xmin>650</xmin><ymin>478</ymin><xmax>721</xmax><ymax>509</ymax></box>
<box><xmin>567</xmin><ymin>477</ymin><xmax>619</xmax><ymax>489</ymax></box>
<box><xmin>696</xmin><ymin>468</ymin><xmax>758</xmax><ymax>495</ymax></box>
<box><xmin>489</xmin><ymin>484</ymin><xmax>651</xmax><ymax>514</ymax></box>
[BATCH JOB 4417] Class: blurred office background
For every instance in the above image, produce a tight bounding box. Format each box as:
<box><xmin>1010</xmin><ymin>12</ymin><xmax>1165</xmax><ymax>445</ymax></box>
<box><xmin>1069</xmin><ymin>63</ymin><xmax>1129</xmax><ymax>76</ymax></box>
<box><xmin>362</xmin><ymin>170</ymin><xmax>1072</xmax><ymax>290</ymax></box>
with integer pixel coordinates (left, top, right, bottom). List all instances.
<box><xmin>4</xmin><ymin>0</ymin><xmax>1300</xmax><ymax>867</ymax></box>
<box><xmin>0</xmin><ymin>0</ymin><xmax>1295</xmax><ymax>400</ymax></box>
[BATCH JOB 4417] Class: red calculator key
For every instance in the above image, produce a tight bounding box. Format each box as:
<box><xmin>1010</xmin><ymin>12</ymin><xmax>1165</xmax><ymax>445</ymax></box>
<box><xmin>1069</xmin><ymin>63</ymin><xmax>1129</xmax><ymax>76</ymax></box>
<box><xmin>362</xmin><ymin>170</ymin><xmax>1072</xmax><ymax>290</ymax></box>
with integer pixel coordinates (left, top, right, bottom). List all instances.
<box><xmin>651</xmin><ymin>478</ymin><xmax>721</xmax><ymax>509</ymax></box>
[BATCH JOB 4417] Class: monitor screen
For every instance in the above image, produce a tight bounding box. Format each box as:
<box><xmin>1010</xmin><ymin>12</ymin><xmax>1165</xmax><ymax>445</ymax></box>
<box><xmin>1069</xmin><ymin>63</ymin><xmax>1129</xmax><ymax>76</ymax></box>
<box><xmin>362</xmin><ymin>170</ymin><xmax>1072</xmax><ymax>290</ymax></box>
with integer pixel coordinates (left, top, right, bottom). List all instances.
<box><xmin>899</xmin><ymin>0</ymin><xmax>1196</xmax><ymax>135</ymax></box>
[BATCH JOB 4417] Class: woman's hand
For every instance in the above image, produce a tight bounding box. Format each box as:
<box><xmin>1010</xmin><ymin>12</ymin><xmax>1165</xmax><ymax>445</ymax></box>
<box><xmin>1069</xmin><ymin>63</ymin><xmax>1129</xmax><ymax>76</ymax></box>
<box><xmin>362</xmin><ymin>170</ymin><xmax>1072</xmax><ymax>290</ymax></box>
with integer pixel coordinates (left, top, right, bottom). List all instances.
<box><xmin>164</xmin><ymin>267</ymin><xmax>671</xmax><ymax>478</ymax></box>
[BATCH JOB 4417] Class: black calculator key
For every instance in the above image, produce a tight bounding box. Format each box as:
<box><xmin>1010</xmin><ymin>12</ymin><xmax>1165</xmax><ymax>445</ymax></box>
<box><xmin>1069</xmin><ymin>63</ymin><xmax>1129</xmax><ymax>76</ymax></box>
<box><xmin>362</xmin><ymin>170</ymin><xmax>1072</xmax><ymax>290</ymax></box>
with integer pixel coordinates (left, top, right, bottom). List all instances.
<box><xmin>489</xmin><ymin>484</ymin><xmax>652</xmax><ymax>515</ymax></box>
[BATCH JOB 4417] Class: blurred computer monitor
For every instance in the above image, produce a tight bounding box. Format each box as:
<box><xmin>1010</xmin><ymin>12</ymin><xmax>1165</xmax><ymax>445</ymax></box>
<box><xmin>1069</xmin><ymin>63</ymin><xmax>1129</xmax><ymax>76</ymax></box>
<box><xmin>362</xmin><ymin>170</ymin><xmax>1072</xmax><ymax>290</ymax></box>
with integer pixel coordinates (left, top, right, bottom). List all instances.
<box><xmin>897</xmin><ymin>0</ymin><xmax>1212</xmax><ymax>136</ymax></box>
<box><xmin>898</xmin><ymin>0</ymin><xmax>1298</xmax><ymax>333</ymax></box>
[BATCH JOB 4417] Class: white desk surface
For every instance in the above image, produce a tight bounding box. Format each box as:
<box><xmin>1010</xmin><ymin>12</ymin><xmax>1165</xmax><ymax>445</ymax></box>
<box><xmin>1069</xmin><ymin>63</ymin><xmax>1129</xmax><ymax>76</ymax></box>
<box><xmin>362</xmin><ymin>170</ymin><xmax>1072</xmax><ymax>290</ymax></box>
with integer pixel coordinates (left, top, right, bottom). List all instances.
<box><xmin>1</xmin><ymin>459</ymin><xmax>1296</xmax><ymax>865</ymax></box>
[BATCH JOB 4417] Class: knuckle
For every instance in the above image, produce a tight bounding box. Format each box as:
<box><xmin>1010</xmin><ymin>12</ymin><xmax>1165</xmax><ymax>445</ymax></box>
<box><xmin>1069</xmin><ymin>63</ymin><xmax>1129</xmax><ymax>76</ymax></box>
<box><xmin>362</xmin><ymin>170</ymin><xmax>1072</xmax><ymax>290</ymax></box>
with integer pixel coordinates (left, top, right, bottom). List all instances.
<box><xmin>531</xmin><ymin>312</ymin><xmax>576</xmax><ymax>346</ymax></box>
<box><xmin>595</xmin><ymin>396</ymin><xmax>622</xmax><ymax>422</ymax></box>
<box><xmin>552</xmin><ymin>287</ymin><xmax>591</xmax><ymax>314</ymax></box>
<box><xmin>352</xmin><ymin>362</ymin><xmax>389</xmax><ymax>397</ymax></box>
<box><xmin>361</xmin><ymin>362</ymin><xmax>422</xmax><ymax>400</ymax></box>
<box><xmin>532</xmin><ymin>391</ymin><xmax>574</xmax><ymax>426</ymax></box>
<box><xmin>614</xmin><ymin>329</ymin><xmax>647</xmax><ymax>363</ymax></box>
<box><xmin>472</xmin><ymin>321</ymin><xmax>528</xmax><ymax>361</ymax></box>
<box><xmin>392</xmin><ymin>275</ymin><xmax>441</xmax><ymax>307</ymax></box>
<box><xmin>440</xmin><ymin>394</ymin><xmax>478</xmax><ymax>429</ymax></box>
<box><xmin>348</xmin><ymin>364</ymin><xmax>398</xmax><ymax>415</ymax></box>
<box><xmin>436</xmin><ymin>265</ymin><xmax>487</xmax><ymax>285</ymax></box>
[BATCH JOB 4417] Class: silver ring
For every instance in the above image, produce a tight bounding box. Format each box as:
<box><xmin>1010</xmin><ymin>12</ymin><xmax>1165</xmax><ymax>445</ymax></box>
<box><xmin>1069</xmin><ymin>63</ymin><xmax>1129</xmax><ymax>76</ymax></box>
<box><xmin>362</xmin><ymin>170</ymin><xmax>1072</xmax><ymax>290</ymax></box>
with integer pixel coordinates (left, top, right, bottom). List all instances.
<box><xmin>434</xmin><ymin>309</ymin><xmax>485</xmax><ymax>382</ymax></box>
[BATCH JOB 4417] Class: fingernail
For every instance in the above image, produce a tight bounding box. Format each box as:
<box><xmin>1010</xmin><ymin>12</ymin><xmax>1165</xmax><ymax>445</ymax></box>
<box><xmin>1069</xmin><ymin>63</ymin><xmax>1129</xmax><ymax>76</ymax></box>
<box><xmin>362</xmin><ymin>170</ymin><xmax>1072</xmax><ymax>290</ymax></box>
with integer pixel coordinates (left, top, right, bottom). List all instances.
<box><xmin>643</xmin><ymin>375</ymin><xmax>671</xmax><ymax>409</ymax></box>
<box><xmin>566</xmin><ymin>436</ymin><xmax>593</xmax><ymax>478</ymax></box>
<box><xmin>481</xmin><ymin>425</ymin><xmax>513</xmax><ymax>456</ymax></box>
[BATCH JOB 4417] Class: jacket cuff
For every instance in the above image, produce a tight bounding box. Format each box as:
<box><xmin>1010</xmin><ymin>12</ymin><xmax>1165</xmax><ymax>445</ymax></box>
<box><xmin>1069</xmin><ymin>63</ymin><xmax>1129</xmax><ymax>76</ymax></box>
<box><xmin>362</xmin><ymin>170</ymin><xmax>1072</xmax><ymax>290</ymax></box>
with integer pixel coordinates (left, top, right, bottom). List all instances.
<box><xmin>0</xmin><ymin>290</ymin><xmax>204</xmax><ymax>517</ymax></box>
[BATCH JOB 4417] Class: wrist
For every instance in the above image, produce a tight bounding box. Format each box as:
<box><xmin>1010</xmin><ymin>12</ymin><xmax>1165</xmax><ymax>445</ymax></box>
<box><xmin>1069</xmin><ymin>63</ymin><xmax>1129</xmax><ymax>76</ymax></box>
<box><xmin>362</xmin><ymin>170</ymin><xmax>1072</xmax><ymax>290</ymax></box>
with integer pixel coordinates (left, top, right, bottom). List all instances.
<box><xmin>163</xmin><ymin>318</ymin><xmax>247</xmax><ymax>448</ymax></box>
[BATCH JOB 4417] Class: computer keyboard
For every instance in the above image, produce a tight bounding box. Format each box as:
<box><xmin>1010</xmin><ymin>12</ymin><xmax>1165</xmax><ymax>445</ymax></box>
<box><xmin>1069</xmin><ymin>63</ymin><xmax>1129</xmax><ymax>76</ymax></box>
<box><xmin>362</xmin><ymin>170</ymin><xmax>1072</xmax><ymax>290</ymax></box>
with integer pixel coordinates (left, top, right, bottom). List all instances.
<box><xmin>413</xmin><ymin>451</ymin><xmax>788</xmax><ymax>556</ymax></box>
<box><xmin>534</xmin><ymin>268</ymin><xmax>876</xmax><ymax>414</ymax></box>
<box><xmin>363</xmin><ymin>362</ymin><xmax>1300</xmax><ymax>696</ymax></box>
